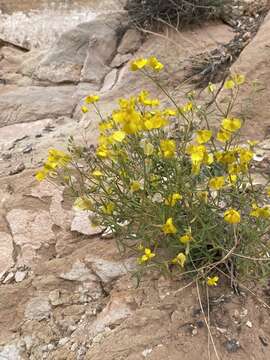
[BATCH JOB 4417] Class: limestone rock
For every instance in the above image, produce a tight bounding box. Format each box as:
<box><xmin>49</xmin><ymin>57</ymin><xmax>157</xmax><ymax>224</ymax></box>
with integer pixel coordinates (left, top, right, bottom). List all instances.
<box><xmin>0</xmin><ymin>86</ymin><xmax>77</xmax><ymax>127</ymax></box>
<box><xmin>0</xmin><ymin>232</ymin><xmax>14</xmax><ymax>278</ymax></box>
<box><xmin>101</xmin><ymin>69</ymin><xmax>118</xmax><ymax>92</ymax></box>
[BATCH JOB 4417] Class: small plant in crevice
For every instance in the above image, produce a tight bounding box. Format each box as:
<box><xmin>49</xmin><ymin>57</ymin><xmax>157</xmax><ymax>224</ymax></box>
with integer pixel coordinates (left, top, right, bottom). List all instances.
<box><xmin>36</xmin><ymin>56</ymin><xmax>270</xmax><ymax>288</ymax></box>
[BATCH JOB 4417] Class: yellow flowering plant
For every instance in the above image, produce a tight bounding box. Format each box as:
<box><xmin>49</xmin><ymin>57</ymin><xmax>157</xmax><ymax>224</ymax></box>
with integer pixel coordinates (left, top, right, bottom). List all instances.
<box><xmin>37</xmin><ymin>57</ymin><xmax>270</xmax><ymax>286</ymax></box>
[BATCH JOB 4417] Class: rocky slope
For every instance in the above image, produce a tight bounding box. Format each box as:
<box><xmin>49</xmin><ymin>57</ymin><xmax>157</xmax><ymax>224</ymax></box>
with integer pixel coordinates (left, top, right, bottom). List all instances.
<box><xmin>1</xmin><ymin>1</ymin><xmax>270</xmax><ymax>359</ymax></box>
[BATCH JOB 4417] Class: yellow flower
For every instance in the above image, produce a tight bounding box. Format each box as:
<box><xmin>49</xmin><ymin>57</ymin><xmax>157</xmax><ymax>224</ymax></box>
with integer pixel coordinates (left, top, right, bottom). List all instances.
<box><xmin>35</xmin><ymin>169</ymin><xmax>47</xmax><ymax>181</ymax></box>
<box><xmin>217</xmin><ymin>130</ymin><xmax>231</xmax><ymax>143</ymax></box>
<box><xmin>99</xmin><ymin>121</ymin><xmax>113</xmax><ymax>133</ymax></box>
<box><xmin>179</xmin><ymin>230</ymin><xmax>192</xmax><ymax>244</ymax></box>
<box><xmin>144</xmin><ymin>113</ymin><xmax>168</xmax><ymax>130</ymax></box>
<box><xmin>102</xmin><ymin>202</ymin><xmax>115</xmax><ymax>215</ymax></box>
<box><xmin>165</xmin><ymin>193</ymin><xmax>182</xmax><ymax>206</ymax></box>
<box><xmin>147</xmin><ymin>56</ymin><xmax>164</xmax><ymax>72</ymax></box>
<box><xmin>233</xmin><ymin>74</ymin><xmax>245</xmax><ymax>85</ymax></box>
<box><xmin>162</xmin><ymin>218</ymin><xmax>177</xmax><ymax>234</ymax></box>
<box><xmin>130</xmin><ymin>181</ymin><xmax>142</xmax><ymax>192</ymax></box>
<box><xmin>222</xmin><ymin>118</ymin><xmax>242</xmax><ymax>133</ymax></box>
<box><xmin>139</xmin><ymin>248</ymin><xmax>155</xmax><ymax>263</ymax></box>
<box><xmin>172</xmin><ymin>253</ymin><xmax>186</xmax><ymax>268</ymax></box>
<box><xmin>250</xmin><ymin>204</ymin><xmax>270</xmax><ymax>219</ymax></box>
<box><xmin>238</xmin><ymin>148</ymin><xmax>254</xmax><ymax>165</ymax></box>
<box><xmin>74</xmin><ymin>197</ymin><xmax>92</xmax><ymax>210</ymax></box>
<box><xmin>196</xmin><ymin>130</ymin><xmax>212</xmax><ymax>144</ymax></box>
<box><xmin>266</xmin><ymin>187</ymin><xmax>270</xmax><ymax>197</ymax></box>
<box><xmin>181</xmin><ymin>102</ymin><xmax>193</xmax><ymax>113</ymax></box>
<box><xmin>138</xmin><ymin>90</ymin><xmax>160</xmax><ymax>107</ymax></box>
<box><xmin>92</xmin><ymin>169</ymin><xmax>103</xmax><ymax>177</ymax></box>
<box><xmin>143</xmin><ymin>142</ymin><xmax>154</xmax><ymax>156</ymax></box>
<box><xmin>224</xmin><ymin>208</ymin><xmax>241</xmax><ymax>224</ymax></box>
<box><xmin>208</xmin><ymin>176</ymin><xmax>225</xmax><ymax>190</ymax></box>
<box><xmin>207</xmin><ymin>276</ymin><xmax>219</xmax><ymax>286</ymax></box>
<box><xmin>247</xmin><ymin>140</ymin><xmax>258</xmax><ymax>147</ymax></box>
<box><xmin>85</xmin><ymin>95</ymin><xmax>100</xmax><ymax>104</ymax></box>
<box><xmin>208</xmin><ymin>82</ymin><xmax>216</xmax><ymax>93</ymax></box>
<box><xmin>160</xmin><ymin>139</ymin><xmax>176</xmax><ymax>158</ymax></box>
<box><xmin>81</xmin><ymin>105</ymin><xmax>89</xmax><ymax>113</ymax></box>
<box><xmin>110</xmin><ymin>130</ymin><xmax>126</xmax><ymax>143</ymax></box>
<box><xmin>224</xmin><ymin>79</ymin><xmax>235</xmax><ymax>90</ymax></box>
<box><xmin>130</xmin><ymin>58</ymin><xmax>148</xmax><ymax>71</ymax></box>
<box><xmin>227</xmin><ymin>175</ymin><xmax>237</xmax><ymax>184</ymax></box>
<box><xmin>96</xmin><ymin>144</ymin><xmax>110</xmax><ymax>158</ymax></box>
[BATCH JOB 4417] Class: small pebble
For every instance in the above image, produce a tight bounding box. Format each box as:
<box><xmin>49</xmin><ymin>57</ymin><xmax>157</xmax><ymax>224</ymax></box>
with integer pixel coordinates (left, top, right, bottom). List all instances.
<box><xmin>224</xmin><ymin>339</ymin><xmax>240</xmax><ymax>353</ymax></box>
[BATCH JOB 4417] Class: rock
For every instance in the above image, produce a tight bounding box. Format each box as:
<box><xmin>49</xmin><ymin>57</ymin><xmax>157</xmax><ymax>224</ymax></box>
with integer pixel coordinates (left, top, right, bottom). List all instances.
<box><xmin>6</xmin><ymin>209</ymin><xmax>55</xmax><ymax>266</ymax></box>
<box><xmin>0</xmin><ymin>342</ymin><xmax>22</xmax><ymax>360</ymax></box>
<box><xmin>80</xmin><ymin>14</ymin><xmax>126</xmax><ymax>84</ymax></box>
<box><xmin>118</xmin><ymin>29</ymin><xmax>142</xmax><ymax>55</ymax></box>
<box><xmin>0</xmin><ymin>232</ymin><xmax>14</xmax><ymax>278</ymax></box>
<box><xmin>224</xmin><ymin>339</ymin><xmax>240</xmax><ymax>353</ymax></box>
<box><xmin>85</xmin><ymin>256</ymin><xmax>135</xmax><ymax>284</ymax></box>
<box><xmin>25</xmin><ymin>297</ymin><xmax>51</xmax><ymax>321</ymax></box>
<box><xmin>2</xmin><ymin>272</ymin><xmax>15</xmax><ymax>284</ymax></box>
<box><xmin>71</xmin><ymin>210</ymin><xmax>102</xmax><ymax>236</ymax></box>
<box><xmin>111</xmin><ymin>53</ymin><xmax>132</xmax><ymax>68</ymax></box>
<box><xmin>227</xmin><ymin>12</ymin><xmax>270</xmax><ymax>140</ymax></box>
<box><xmin>8</xmin><ymin>163</ymin><xmax>25</xmax><ymax>175</ymax></box>
<box><xmin>60</xmin><ymin>260</ymin><xmax>97</xmax><ymax>282</ymax></box>
<box><xmin>58</xmin><ymin>337</ymin><xmax>69</xmax><ymax>346</ymax></box>
<box><xmin>101</xmin><ymin>69</ymin><xmax>118</xmax><ymax>92</ymax></box>
<box><xmin>0</xmin><ymin>86</ymin><xmax>77</xmax><ymax>127</ymax></box>
<box><xmin>34</xmin><ymin>14</ymin><xmax>125</xmax><ymax>85</ymax></box>
<box><xmin>15</xmin><ymin>271</ymin><xmax>27</xmax><ymax>283</ymax></box>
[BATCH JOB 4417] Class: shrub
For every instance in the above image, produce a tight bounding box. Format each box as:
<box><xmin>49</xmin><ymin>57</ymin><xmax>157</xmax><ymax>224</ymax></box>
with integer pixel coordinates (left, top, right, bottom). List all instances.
<box><xmin>126</xmin><ymin>0</ymin><xmax>224</xmax><ymax>29</ymax></box>
<box><xmin>37</xmin><ymin>57</ymin><xmax>270</xmax><ymax>287</ymax></box>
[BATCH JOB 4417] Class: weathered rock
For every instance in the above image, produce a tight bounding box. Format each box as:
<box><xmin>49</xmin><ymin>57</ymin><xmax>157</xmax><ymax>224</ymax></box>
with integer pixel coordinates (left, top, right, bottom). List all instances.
<box><xmin>0</xmin><ymin>86</ymin><xmax>77</xmax><ymax>127</ymax></box>
<box><xmin>71</xmin><ymin>210</ymin><xmax>103</xmax><ymax>236</ymax></box>
<box><xmin>226</xmin><ymin>12</ymin><xmax>270</xmax><ymax>139</ymax></box>
<box><xmin>117</xmin><ymin>28</ymin><xmax>142</xmax><ymax>55</ymax></box>
<box><xmin>85</xmin><ymin>256</ymin><xmax>135</xmax><ymax>284</ymax></box>
<box><xmin>0</xmin><ymin>342</ymin><xmax>22</xmax><ymax>360</ymax></box>
<box><xmin>34</xmin><ymin>14</ymin><xmax>126</xmax><ymax>85</ymax></box>
<box><xmin>60</xmin><ymin>260</ymin><xmax>96</xmax><ymax>282</ymax></box>
<box><xmin>6</xmin><ymin>209</ymin><xmax>55</xmax><ymax>266</ymax></box>
<box><xmin>25</xmin><ymin>296</ymin><xmax>51</xmax><ymax>321</ymax></box>
<box><xmin>111</xmin><ymin>53</ymin><xmax>132</xmax><ymax>68</ymax></box>
<box><xmin>0</xmin><ymin>232</ymin><xmax>14</xmax><ymax>278</ymax></box>
<box><xmin>80</xmin><ymin>14</ymin><xmax>126</xmax><ymax>84</ymax></box>
<box><xmin>101</xmin><ymin>69</ymin><xmax>118</xmax><ymax>92</ymax></box>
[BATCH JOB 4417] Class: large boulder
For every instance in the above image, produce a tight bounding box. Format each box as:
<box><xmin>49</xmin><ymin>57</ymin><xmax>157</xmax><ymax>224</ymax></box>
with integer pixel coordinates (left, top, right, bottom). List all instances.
<box><xmin>0</xmin><ymin>85</ymin><xmax>77</xmax><ymax>127</ymax></box>
<box><xmin>34</xmin><ymin>13</ymin><xmax>127</xmax><ymax>85</ymax></box>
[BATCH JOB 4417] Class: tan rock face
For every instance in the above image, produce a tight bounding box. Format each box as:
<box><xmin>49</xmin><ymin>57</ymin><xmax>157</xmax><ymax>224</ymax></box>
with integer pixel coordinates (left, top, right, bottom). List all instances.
<box><xmin>0</xmin><ymin>232</ymin><xmax>14</xmax><ymax>278</ymax></box>
<box><xmin>6</xmin><ymin>208</ymin><xmax>55</xmax><ymax>266</ymax></box>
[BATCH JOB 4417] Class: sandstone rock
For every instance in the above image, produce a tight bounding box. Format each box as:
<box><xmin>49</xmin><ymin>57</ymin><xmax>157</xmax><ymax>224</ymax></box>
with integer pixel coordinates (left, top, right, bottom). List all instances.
<box><xmin>0</xmin><ymin>86</ymin><xmax>77</xmax><ymax>127</ymax></box>
<box><xmin>0</xmin><ymin>232</ymin><xmax>14</xmax><ymax>278</ymax></box>
<box><xmin>226</xmin><ymin>12</ymin><xmax>270</xmax><ymax>139</ymax></box>
<box><xmin>34</xmin><ymin>14</ymin><xmax>126</xmax><ymax>85</ymax></box>
<box><xmin>25</xmin><ymin>296</ymin><xmax>51</xmax><ymax>321</ymax></box>
<box><xmin>80</xmin><ymin>14</ymin><xmax>126</xmax><ymax>84</ymax></box>
<box><xmin>118</xmin><ymin>28</ymin><xmax>142</xmax><ymax>55</ymax></box>
<box><xmin>71</xmin><ymin>210</ymin><xmax>102</xmax><ymax>236</ymax></box>
<box><xmin>6</xmin><ymin>209</ymin><xmax>55</xmax><ymax>266</ymax></box>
